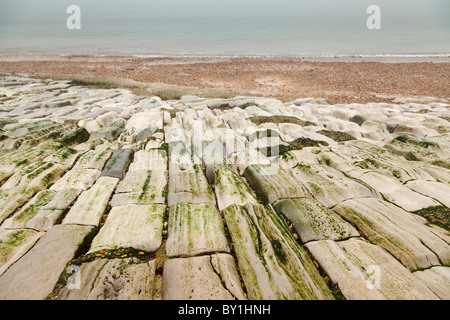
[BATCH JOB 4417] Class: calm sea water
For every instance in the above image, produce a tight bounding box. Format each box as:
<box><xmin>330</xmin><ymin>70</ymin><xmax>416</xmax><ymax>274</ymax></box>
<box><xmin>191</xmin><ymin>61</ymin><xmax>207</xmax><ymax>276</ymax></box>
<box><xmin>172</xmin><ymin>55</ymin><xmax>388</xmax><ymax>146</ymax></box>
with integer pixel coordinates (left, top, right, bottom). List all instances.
<box><xmin>0</xmin><ymin>0</ymin><xmax>449</xmax><ymax>57</ymax></box>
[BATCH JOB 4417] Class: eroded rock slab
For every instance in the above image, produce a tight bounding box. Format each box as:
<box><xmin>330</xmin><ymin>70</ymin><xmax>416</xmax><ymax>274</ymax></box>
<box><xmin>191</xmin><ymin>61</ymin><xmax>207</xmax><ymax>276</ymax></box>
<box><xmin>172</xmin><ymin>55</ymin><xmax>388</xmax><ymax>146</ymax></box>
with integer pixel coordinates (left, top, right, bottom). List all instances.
<box><xmin>100</xmin><ymin>148</ymin><xmax>134</xmax><ymax>179</ymax></box>
<box><xmin>274</xmin><ymin>198</ymin><xmax>360</xmax><ymax>243</ymax></box>
<box><xmin>88</xmin><ymin>204</ymin><xmax>165</xmax><ymax>253</ymax></box>
<box><xmin>223</xmin><ymin>203</ymin><xmax>334</xmax><ymax>300</ymax></box>
<box><xmin>305</xmin><ymin>238</ymin><xmax>439</xmax><ymax>300</ymax></box>
<box><xmin>290</xmin><ymin>162</ymin><xmax>375</xmax><ymax>208</ymax></box>
<box><xmin>58</xmin><ymin>258</ymin><xmax>156</xmax><ymax>300</ymax></box>
<box><xmin>214</xmin><ymin>166</ymin><xmax>259</xmax><ymax>211</ymax></box>
<box><xmin>0</xmin><ymin>229</ymin><xmax>44</xmax><ymax>276</ymax></box>
<box><xmin>244</xmin><ymin>164</ymin><xmax>310</xmax><ymax>204</ymax></box>
<box><xmin>2</xmin><ymin>188</ymin><xmax>80</xmax><ymax>231</ymax></box>
<box><xmin>168</xmin><ymin>169</ymin><xmax>215</xmax><ymax>206</ymax></box>
<box><xmin>355</xmin><ymin>171</ymin><xmax>439</xmax><ymax>211</ymax></box>
<box><xmin>166</xmin><ymin>203</ymin><xmax>229</xmax><ymax>257</ymax></box>
<box><xmin>405</xmin><ymin>180</ymin><xmax>450</xmax><ymax>207</ymax></box>
<box><xmin>162</xmin><ymin>254</ymin><xmax>246</xmax><ymax>300</ymax></box>
<box><xmin>63</xmin><ymin>176</ymin><xmax>119</xmax><ymax>227</ymax></box>
<box><xmin>128</xmin><ymin>149</ymin><xmax>167</xmax><ymax>171</ymax></box>
<box><xmin>333</xmin><ymin>198</ymin><xmax>450</xmax><ymax>270</ymax></box>
<box><xmin>0</xmin><ymin>224</ymin><xmax>95</xmax><ymax>300</ymax></box>
<box><xmin>111</xmin><ymin>170</ymin><xmax>167</xmax><ymax>206</ymax></box>
<box><xmin>413</xmin><ymin>267</ymin><xmax>450</xmax><ymax>300</ymax></box>
<box><xmin>74</xmin><ymin>148</ymin><xmax>113</xmax><ymax>170</ymax></box>
<box><xmin>50</xmin><ymin>168</ymin><xmax>100</xmax><ymax>191</ymax></box>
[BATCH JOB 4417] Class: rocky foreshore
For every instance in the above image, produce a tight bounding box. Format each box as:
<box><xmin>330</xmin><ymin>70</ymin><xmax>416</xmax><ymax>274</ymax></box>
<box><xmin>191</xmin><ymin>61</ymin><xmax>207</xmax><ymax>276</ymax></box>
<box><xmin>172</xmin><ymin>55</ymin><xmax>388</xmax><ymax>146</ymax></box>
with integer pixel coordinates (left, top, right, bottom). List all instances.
<box><xmin>0</xmin><ymin>74</ymin><xmax>449</xmax><ymax>300</ymax></box>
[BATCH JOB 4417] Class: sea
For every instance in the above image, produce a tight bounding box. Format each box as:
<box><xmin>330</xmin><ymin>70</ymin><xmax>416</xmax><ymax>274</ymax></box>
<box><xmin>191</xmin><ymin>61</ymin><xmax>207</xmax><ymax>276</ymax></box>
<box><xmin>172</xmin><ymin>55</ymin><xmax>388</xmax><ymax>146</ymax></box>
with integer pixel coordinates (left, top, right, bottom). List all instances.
<box><xmin>0</xmin><ymin>0</ymin><xmax>449</xmax><ymax>58</ymax></box>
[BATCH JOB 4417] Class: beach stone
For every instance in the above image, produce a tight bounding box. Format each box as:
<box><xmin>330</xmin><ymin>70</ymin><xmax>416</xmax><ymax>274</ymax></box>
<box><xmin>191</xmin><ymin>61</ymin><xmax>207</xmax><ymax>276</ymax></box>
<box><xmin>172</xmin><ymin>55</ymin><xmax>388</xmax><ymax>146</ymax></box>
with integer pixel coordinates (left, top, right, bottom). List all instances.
<box><xmin>2</xmin><ymin>161</ymin><xmax>65</xmax><ymax>191</ymax></box>
<box><xmin>305</xmin><ymin>238</ymin><xmax>439</xmax><ymax>300</ymax></box>
<box><xmin>214</xmin><ymin>166</ymin><xmax>259</xmax><ymax>211</ymax></box>
<box><xmin>290</xmin><ymin>162</ymin><xmax>375</xmax><ymax>208</ymax></box>
<box><xmin>126</xmin><ymin>111</ymin><xmax>163</xmax><ymax>131</ymax></box>
<box><xmin>333</xmin><ymin>198</ymin><xmax>450</xmax><ymax>271</ymax></box>
<box><xmin>90</xmin><ymin>119</ymin><xmax>125</xmax><ymax>141</ymax></box>
<box><xmin>413</xmin><ymin>267</ymin><xmax>450</xmax><ymax>300</ymax></box>
<box><xmin>128</xmin><ymin>149</ymin><xmax>167</xmax><ymax>171</ymax></box>
<box><xmin>50</xmin><ymin>168</ymin><xmax>101</xmax><ymax>191</ymax></box>
<box><xmin>143</xmin><ymin>138</ymin><xmax>163</xmax><ymax>150</ymax></box>
<box><xmin>0</xmin><ymin>224</ymin><xmax>96</xmax><ymax>300</ymax></box>
<box><xmin>95</xmin><ymin>111</ymin><xmax>117</xmax><ymax>128</ymax></box>
<box><xmin>88</xmin><ymin>204</ymin><xmax>165</xmax><ymax>253</ymax></box>
<box><xmin>274</xmin><ymin>198</ymin><xmax>360</xmax><ymax>243</ymax></box>
<box><xmin>56</xmin><ymin>127</ymin><xmax>90</xmax><ymax>147</ymax></box>
<box><xmin>74</xmin><ymin>148</ymin><xmax>113</xmax><ymax>170</ymax></box>
<box><xmin>203</xmin><ymin>155</ymin><xmax>230</xmax><ymax>185</ymax></box>
<box><xmin>2</xmin><ymin>188</ymin><xmax>80</xmax><ymax>231</ymax></box>
<box><xmin>354</xmin><ymin>156</ymin><xmax>436</xmax><ymax>183</ymax></box>
<box><xmin>111</xmin><ymin>170</ymin><xmax>167</xmax><ymax>206</ymax></box>
<box><xmin>354</xmin><ymin>171</ymin><xmax>439</xmax><ymax>211</ymax></box>
<box><xmin>244</xmin><ymin>164</ymin><xmax>310</xmax><ymax>204</ymax></box>
<box><xmin>162</xmin><ymin>254</ymin><xmax>246</xmax><ymax>300</ymax></box>
<box><xmin>57</xmin><ymin>258</ymin><xmax>156</xmax><ymax>300</ymax></box>
<box><xmin>0</xmin><ymin>162</ymin><xmax>66</xmax><ymax>223</ymax></box>
<box><xmin>63</xmin><ymin>176</ymin><xmax>119</xmax><ymax>227</ymax></box>
<box><xmin>166</xmin><ymin>203</ymin><xmax>229</xmax><ymax>257</ymax></box>
<box><xmin>168</xmin><ymin>169</ymin><xmax>216</xmax><ymax>206</ymax></box>
<box><xmin>386</xmin><ymin>135</ymin><xmax>449</xmax><ymax>163</ymax></box>
<box><xmin>100</xmin><ymin>148</ymin><xmax>134</xmax><ymax>179</ymax></box>
<box><xmin>222</xmin><ymin>203</ymin><xmax>334</xmax><ymax>300</ymax></box>
<box><xmin>0</xmin><ymin>229</ymin><xmax>45</xmax><ymax>276</ymax></box>
<box><xmin>360</xmin><ymin>120</ymin><xmax>391</xmax><ymax>141</ymax></box>
<box><xmin>44</xmin><ymin>147</ymin><xmax>80</xmax><ymax>166</ymax></box>
<box><xmin>135</xmin><ymin>127</ymin><xmax>157</xmax><ymax>142</ymax></box>
<box><xmin>405</xmin><ymin>180</ymin><xmax>450</xmax><ymax>207</ymax></box>
<box><xmin>278</xmin><ymin>149</ymin><xmax>320</xmax><ymax>169</ymax></box>
<box><xmin>78</xmin><ymin>118</ymin><xmax>101</xmax><ymax>133</ymax></box>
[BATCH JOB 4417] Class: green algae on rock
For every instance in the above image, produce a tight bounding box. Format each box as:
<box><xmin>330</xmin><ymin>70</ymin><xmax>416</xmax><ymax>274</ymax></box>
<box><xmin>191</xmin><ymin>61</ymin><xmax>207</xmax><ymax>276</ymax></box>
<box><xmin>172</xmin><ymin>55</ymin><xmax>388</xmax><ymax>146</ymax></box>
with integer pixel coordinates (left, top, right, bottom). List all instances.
<box><xmin>222</xmin><ymin>203</ymin><xmax>334</xmax><ymax>300</ymax></box>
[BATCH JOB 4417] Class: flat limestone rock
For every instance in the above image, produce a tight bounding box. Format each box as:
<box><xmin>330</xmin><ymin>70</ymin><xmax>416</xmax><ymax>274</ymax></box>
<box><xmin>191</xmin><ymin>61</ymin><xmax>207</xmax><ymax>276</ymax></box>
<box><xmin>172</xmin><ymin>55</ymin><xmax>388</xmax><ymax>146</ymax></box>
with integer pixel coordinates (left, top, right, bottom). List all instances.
<box><xmin>333</xmin><ymin>198</ymin><xmax>450</xmax><ymax>271</ymax></box>
<box><xmin>58</xmin><ymin>258</ymin><xmax>156</xmax><ymax>300</ymax></box>
<box><xmin>100</xmin><ymin>148</ymin><xmax>134</xmax><ymax>179</ymax></box>
<box><xmin>90</xmin><ymin>119</ymin><xmax>125</xmax><ymax>141</ymax></box>
<box><xmin>50</xmin><ymin>168</ymin><xmax>101</xmax><ymax>191</ymax></box>
<box><xmin>290</xmin><ymin>162</ymin><xmax>376</xmax><ymax>208</ymax></box>
<box><xmin>128</xmin><ymin>149</ymin><xmax>167</xmax><ymax>171</ymax></box>
<box><xmin>2</xmin><ymin>161</ymin><xmax>65</xmax><ymax>191</ymax></box>
<box><xmin>166</xmin><ymin>203</ymin><xmax>230</xmax><ymax>257</ymax></box>
<box><xmin>0</xmin><ymin>224</ymin><xmax>95</xmax><ymax>300</ymax></box>
<box><xmin>168</xmin><ymin>169</ymin><xmax>215</xmax><ymax>206</ymax></box>
<box><xmin>405</xmin><ymin>180</ymin><xmax>450</xmax><ymax>207</ymax></box>
<box><xmin>354</xmin><ymin>156</ymin><xmax>436</xmax><ymax>183</ymax></box>
<box><xmin>111</xmin><ymin>170</ymin><xmax>167</xmax><ymax>206</ymax></box>
<box><xmin>0</xmin><ymin>162</ymin><xmax>66</xmax><ymax>223</ymax></box>
<box><xmin>44</xmin><ymin>147</ymin><xmax>80</xmax><ymax>166</ymax></box>
<box><xmin>223</xmin><ymin>203</ymin><xmax>334</xmax><ymax>300</ymax></box>
<box><xmin>88</xmin><ymin>204</ymin><xmax>165</xmax><ymax>253</ymax></box>
<box><xmin>0</xmin><ymin>229</ymin><xmax>45</xmax><ymax>276</ymax></box>
<box><xmin>214</xmin><ymin>166</ymin><xmax>259</xmax><ymax>211</ymax></box>
<box><xmin>74</xmin><ymin>148</ymin><xmax>113</xmax><ymax>170</ymax></box>
<box><xmin>2</xmin><ymin>188</ymin><xmax>80</xmax><ymax>231</ymax></box>
<box><xmin>413</xmin><ymin>267</ymin><xmax>450</xmax><ymax>300</ymax></box>
<box><xmin>355</xmin><ymin>171</ymin><xmax>439</xmax><ymax>211</ymax></box>
<box><xmin>274</xmin><ymin>198</ymin><xmax>360</xmax><ymax>243</ymax></box>
<box><xmin>63</xmin><ymin>176</ymin><xmax>119</xmax><ymax>227</ymax></box>
<box><xmin>244</xmin><ymin>164</ymin><xmax>310</xmax><ymax>204</ymax></box>
<box><xmin>162</xmin><ymin>254</ymin><xmax>246</xmax><ymax>300</ymax></box>
<box><xmin>305</xmin><ymin>238</ymin><xmax>439</xmax><ymax>300</ymax></box>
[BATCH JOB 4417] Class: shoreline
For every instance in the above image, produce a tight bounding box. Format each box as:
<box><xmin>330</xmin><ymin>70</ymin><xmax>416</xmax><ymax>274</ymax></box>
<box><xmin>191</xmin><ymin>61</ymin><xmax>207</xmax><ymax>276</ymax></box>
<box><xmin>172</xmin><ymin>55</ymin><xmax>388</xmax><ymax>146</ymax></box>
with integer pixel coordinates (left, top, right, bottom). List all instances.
<box><xmin>1</xmin><ymin>53</ymin><xmax>449</xmax><ymax>104</ymax></box>
<box><xmin>1</xmin><ymin>53</ymin><xmax>450</xmax><ymax>63</ymax></box>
